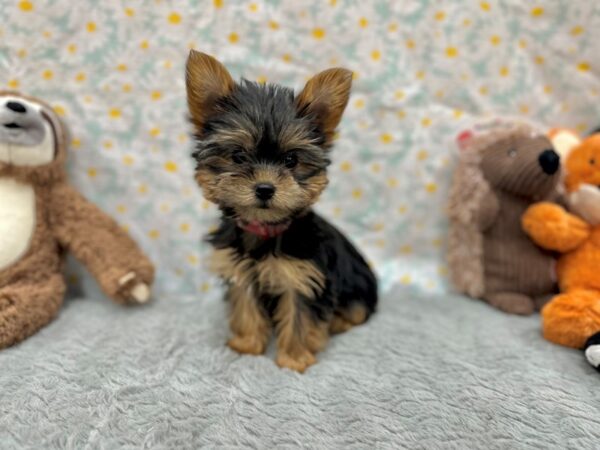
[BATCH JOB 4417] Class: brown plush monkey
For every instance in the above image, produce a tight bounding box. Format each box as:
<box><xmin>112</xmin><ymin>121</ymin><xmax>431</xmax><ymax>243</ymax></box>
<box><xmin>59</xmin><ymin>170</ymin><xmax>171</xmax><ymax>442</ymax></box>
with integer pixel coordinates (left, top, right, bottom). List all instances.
<box><xmin>0</xmin><ymin>92</ymin><xmax>155</xmax><ymax>349</ymax></box>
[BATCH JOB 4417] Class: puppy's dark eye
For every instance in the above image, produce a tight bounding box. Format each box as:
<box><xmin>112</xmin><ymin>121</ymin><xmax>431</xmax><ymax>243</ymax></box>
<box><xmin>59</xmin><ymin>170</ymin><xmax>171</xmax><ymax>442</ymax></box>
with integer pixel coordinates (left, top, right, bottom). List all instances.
<box><xmin>283</xmin><ymin>153</ymin><xmax>298</xmax><ymax>169</ymax></box>
<box><xmin>231</xmin><ymin>150</ymin><xmax>247</xmax><ymax>165</ymax></box>
<box><xmin>591</xmin><ymin>158</ymin><xmax>596</xmax><ymax>165</ymax></box>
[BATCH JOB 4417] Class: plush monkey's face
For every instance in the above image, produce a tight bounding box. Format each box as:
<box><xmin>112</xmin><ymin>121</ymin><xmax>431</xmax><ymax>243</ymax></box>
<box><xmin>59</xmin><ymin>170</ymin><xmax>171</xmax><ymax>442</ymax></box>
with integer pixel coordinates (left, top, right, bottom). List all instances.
<box><xmin>0</xmin><ymin>95</ymin><xmax>56</xmax><ymax>167</ymax></box>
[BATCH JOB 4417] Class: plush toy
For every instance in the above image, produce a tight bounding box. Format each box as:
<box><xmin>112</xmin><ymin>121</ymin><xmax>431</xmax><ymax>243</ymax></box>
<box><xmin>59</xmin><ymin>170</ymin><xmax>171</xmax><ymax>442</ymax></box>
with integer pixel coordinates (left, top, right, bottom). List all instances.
<box><xmin>448</xmin><ymin>120</ymin><xmax>562</xmax><ymax>315</ymax></box>
<box><xmin>522</xmin><ymin>132</ymin><xmax>600</xmax><ymax>370</ymax></box>
<box><xmin>0</xmin><ymin>92</ymin><xmax>155</xmax><ymax>349</ymax></box>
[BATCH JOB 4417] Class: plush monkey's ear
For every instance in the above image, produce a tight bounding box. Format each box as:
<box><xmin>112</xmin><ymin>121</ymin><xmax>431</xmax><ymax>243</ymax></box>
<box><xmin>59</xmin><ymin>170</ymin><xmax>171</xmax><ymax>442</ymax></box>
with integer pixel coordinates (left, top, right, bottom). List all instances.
<box><xmin>295</xmin><ymin>68</ymin><xmax>353</xmax><ymax>143</ymax></box>
<box><xmin>186</xmin><ymin>50</ymin><xmax>235</xmax><ymax>131</ymax></box>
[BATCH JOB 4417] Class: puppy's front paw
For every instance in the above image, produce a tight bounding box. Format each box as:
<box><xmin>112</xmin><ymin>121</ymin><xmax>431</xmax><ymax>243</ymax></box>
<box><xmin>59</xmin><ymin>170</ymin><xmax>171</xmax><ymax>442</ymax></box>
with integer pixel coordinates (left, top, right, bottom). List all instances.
<box><xmin>276</xmin><ymin>350</ymin><xmax>316</xmax><ymax>373</ymax></box>
<box><xmin>228</xmin><ymin>334</ymin><xmax>266</xmax><ymax>355</ymax></box>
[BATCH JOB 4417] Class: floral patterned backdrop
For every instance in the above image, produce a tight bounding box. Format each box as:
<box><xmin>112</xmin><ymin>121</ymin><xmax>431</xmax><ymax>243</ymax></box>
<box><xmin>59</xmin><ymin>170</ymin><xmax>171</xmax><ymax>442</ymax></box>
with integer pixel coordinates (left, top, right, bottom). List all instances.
<box><xmin>1</xmin><ymin>0</ymin><xmax>599</xmax><ymax>301</ymax></box>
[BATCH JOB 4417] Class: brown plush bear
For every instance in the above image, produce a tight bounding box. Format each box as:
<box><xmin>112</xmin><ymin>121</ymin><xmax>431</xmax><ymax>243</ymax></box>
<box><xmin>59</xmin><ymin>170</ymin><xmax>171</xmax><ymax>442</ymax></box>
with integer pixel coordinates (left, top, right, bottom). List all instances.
<box><xmin>448</xmin><ymin>121</ymin><xmax>562</xmax><ymax>315</ymax></box>
<box><xmin>0</xmin><ymin>92</ymin><xmax>155</xmax><ymax>349</ymax></box>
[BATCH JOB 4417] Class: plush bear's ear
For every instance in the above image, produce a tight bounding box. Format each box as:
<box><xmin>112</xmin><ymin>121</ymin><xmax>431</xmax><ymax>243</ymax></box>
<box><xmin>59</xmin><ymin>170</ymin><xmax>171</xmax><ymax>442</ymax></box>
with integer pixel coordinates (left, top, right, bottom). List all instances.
<box><xmin>186</xmin><ymin>50</ymin><xmax>235</xmax><ymax>131</ymax></box>
<box><xmin>548</xmin><ymin>128</ymin><xmax>581</xmax><ymax>161</ymax></box>
<box><xmin>295</xmin><ymin>68</ymin><xmax>352</xmax><ymax>144</ymax></box>
<box><xmin>456</xmin><ymin>130</ymin><xmax>474</xmax><ymax>151</ymax></box>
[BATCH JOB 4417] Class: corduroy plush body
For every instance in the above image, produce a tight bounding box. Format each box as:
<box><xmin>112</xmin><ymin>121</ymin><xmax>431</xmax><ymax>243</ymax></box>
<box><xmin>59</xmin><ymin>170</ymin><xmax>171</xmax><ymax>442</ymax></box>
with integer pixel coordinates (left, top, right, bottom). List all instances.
<box><xmin>0</xmin><ymin>92</ymin><xmax>155</xmax><ymax>349</ymax></box>
<box><xmin>448</xmin><ymin>122</ymin><xmax>561</xmax><ymax>315</ymax></box>
<box><xmin>523</xmin><ymin>134</ymin><xmax>600</xmax><ymax>368</ymax></box>
<box><xmin>186</xmin><ymin>51</ymin><xmax>377</xmax><ymax>372</ymax></box>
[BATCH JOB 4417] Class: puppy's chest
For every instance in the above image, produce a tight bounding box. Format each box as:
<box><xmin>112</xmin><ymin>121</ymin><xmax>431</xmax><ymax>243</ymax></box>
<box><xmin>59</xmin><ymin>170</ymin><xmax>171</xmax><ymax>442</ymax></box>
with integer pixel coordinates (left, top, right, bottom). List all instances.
<box><xmin>210</xmin><ymin>247</ymin><xmax>325</xmax><ymax>299</ymax></box>
<box><xmin>0</xmin><ymin>177</ymin><xmax>36</xmax><ymax>271</ymax></box>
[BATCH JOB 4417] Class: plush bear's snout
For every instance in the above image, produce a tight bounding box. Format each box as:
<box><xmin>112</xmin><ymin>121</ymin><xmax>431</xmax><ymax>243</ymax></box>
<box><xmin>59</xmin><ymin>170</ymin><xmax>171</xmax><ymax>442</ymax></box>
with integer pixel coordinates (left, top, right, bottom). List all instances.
<box><xmin>539</xmin><ymin>149</ymin><xmax>560</xmax><ymax>175</ymax></box>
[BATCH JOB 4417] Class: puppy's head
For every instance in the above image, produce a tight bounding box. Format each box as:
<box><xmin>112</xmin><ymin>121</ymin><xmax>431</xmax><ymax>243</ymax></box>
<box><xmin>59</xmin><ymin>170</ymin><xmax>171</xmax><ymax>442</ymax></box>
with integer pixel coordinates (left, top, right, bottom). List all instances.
<box><xmin>186</xmin><ymin>51</ymin><xmax>352</xmax><ymax>224</ymax></box>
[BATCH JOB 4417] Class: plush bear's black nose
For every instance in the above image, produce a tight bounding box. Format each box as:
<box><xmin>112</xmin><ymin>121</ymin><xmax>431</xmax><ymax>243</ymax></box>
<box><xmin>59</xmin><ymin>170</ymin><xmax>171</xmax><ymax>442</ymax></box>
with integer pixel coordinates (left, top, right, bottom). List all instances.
<box><xmin>255</xmin><ymin>183</ymin><xmax>275</xmax><ymax>201</ymax></box>
<box><xmin>6</xmin><ymin>101</ymin><xmax>26</xmax><ymax>114</ymax></box>
<box><xmin>539</xmin><ymin>149</ymin><xmax>560</xmax><ymax>175</ymax></box>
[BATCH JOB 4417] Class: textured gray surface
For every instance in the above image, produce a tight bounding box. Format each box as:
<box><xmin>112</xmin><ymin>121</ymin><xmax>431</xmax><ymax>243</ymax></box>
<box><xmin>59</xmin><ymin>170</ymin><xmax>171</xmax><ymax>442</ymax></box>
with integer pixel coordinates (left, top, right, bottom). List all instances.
<box><xmin>1</xmin><ymin>288</ymin><xmax>599</xmax><ymax>449</ymax></box>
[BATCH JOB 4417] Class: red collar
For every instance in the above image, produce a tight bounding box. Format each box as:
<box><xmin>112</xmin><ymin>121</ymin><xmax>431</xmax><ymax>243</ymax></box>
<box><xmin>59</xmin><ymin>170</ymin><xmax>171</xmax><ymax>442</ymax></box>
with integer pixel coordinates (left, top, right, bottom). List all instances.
<box><xmin>236</xmin><ymin>219</ymin><xmax>291</xmax><ymax>239</ymax></box>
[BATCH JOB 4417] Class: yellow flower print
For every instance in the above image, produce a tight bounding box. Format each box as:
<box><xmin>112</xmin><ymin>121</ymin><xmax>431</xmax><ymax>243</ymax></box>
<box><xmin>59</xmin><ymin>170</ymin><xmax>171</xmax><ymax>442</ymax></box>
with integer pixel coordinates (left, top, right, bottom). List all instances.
<box><xmin>490</xmin><ymin>35</ymin><xmax>501</xmax><ymax>46</ymax></box>
<box><xmin>18</xmin><ymin>1</ymin><xmax>34</xmax><ymax>11</ymax></box>
<box><xmin>425</xmin><ymin>183</ymin><xmax>437</xmax><ymax>193</ymax></box>
<box><xmin>380</xmin><ymin>133</ymin><xmax>393</xmax><ymax>144</ymax></box>
<box><xmin>570</xmin><ymin>26</ymin><xmax>583</xmax><ymax>36</ymax></box>
<box><xmin>445</xmin><ymin>47</ymin><xmax>458</xmax><ymax>58</ymax></box>
<box><xmin>108</xmin><ymin>108</ymin><xmax>121</xmax><ymax>119</ymax></box>
<box><xmin>530</xmin><ymin>6</ymin><xmax>544</xmax><ymax>17</ymax></box>
<box><xmin>578</xmin><ymin>61</ymin><xmax>590</xmax><ymax>72</ymax></box>
<box><xmin>340</xmin><ymin>161</ymin><xmax>352</xmax><ymax>172</ymax></box>
<box><xmin>399</xmin><ymin>245</ymin><xmax>412</xmax><ymax>254</ymax></box>
<box><xmin>164</xmin><ymin>161</ymin><xmax>178</xmax><ymax>172</ymax></box>
<box><xmin>168</xmin><ymin>12</ymin><xmax>182</xmax><ymax>24</ymax></box>
<box><xmin>312</xmin><ymin>28</ymin><xmax>325</xmax><ymax>39</ymax></box>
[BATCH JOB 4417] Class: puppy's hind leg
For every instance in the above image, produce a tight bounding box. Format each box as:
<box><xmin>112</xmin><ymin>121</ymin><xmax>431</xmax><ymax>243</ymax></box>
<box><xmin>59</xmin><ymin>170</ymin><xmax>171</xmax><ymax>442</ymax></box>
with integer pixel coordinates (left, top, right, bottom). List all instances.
<box><xmin>329</xmin><ymin>301</ymin><xmax>371</xmax><ymax>334</ymax></box>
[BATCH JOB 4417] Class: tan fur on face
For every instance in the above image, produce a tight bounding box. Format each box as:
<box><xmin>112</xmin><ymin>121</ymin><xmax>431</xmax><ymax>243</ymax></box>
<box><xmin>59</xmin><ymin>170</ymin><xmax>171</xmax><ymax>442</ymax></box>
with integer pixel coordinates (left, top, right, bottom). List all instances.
<box><xmin>203</xmin><ymin>126</ymin><xmax>255</xmax><ymax>150</ymax></box>
<box><xmin>303</xmin><ymin>172</ymin><xmax>329</xmax><ymax>203</ymax></box>
<box><xmin>198</xmin><ymin>163</ymin><xmax>323</xmax><ymax>223</ymax></box>
<box><xmin>186</xmin><ymin>51</ymin><xmax>235</xmax><ymax>130</ymax></box>
<box><xmin>278</xmin><ymin>122</ymin><xmax>322</xmax><ymax>151</ymax></box>
<box><xmin>296</xmin><ymin>68</ymin><xmax>353</xmax><ymax>144</ymax></box>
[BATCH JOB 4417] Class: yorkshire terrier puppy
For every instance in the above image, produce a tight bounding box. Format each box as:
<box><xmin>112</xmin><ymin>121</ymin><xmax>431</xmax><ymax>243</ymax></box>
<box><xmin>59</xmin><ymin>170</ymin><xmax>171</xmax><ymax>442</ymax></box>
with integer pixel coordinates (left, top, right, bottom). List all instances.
<box><xmin>185</xmin><ymin>51</ymin><xmax>377</xmax><ymax>372</ymax></box>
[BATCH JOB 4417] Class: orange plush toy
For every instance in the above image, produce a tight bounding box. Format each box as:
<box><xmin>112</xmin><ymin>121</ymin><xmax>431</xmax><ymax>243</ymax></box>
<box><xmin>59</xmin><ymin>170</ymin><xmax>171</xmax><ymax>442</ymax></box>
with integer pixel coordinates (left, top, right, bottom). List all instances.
<box><xmin>522</xmin><ymin>132</ymin><xmax>600</xmax><ymax>370</ymax></box>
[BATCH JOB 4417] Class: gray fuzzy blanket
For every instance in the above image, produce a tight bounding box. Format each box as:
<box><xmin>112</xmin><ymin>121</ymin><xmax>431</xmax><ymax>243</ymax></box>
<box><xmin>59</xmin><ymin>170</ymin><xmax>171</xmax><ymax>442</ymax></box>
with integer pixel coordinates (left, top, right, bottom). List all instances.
<box><xmin>2</xmin><ymin>288</ymin><xmax>599</xmax><ymax>449</ymax></box>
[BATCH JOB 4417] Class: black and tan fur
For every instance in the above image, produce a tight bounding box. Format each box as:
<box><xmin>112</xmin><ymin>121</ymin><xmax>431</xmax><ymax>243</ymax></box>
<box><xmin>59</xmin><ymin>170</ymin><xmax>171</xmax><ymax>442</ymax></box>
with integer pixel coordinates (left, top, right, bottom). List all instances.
<box><xmin>186</xmin><ymin>51</ymin><xmax>377</xmax><ymax>372</ymax></box>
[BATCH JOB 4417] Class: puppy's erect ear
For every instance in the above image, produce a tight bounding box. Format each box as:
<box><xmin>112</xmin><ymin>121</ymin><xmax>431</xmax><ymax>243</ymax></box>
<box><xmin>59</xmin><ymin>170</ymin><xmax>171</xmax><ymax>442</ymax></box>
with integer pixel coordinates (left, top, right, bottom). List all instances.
<box><xmin>186</xmin><ymin>50</ymin><xmax>235</xmax><ymax>131</ymax></box>
<box><xmin>295</xmin><ymin>68</ymin><xmax>353</xmax><ymax>143</ymax></box>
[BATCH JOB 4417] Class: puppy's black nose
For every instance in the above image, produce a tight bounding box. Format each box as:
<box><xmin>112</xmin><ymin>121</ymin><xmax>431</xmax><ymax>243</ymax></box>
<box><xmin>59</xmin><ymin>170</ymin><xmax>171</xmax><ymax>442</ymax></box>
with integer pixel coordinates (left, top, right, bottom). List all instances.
<box><xmin>255</xmin><ymin>183</ymin><xmax>275</xmax><ymax>201</ymax></box>
<box><xmin>6</xmin><ymin>101</ymin><xmax>26</xmax><ymax>114</ymax></box>
<box><xmin>539</xmin><ymin>149</ymin><xmax>560</xmax><ymax>175</ymax></box>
